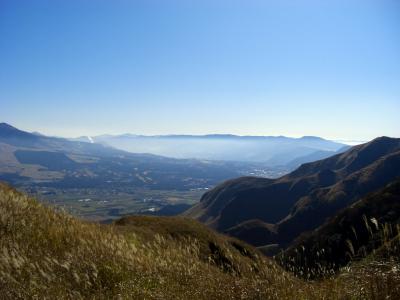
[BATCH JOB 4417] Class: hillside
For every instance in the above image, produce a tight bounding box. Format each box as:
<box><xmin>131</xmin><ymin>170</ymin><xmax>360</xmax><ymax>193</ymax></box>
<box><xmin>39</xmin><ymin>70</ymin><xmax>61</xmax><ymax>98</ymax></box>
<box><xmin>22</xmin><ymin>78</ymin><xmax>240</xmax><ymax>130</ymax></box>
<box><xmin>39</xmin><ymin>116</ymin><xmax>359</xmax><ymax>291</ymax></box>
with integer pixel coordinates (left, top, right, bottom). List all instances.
<box><xmin>278</xmin><ymin>179</ymin><xmax>400</xmax><ymax>277</ymax></box>
<box><xmin>184</xmin><ymin>137</ymin><xmax>400</xmax><ymax>251</ymax></box>
<box><xmin>1</xmin><ymin>182</ymin><xmax>400</xmax><ymax>299</ymax></box>
<box><xmin>0</xmin><ymin>182</ymin><xmax>280</xmax><ymax>299</ymax></box>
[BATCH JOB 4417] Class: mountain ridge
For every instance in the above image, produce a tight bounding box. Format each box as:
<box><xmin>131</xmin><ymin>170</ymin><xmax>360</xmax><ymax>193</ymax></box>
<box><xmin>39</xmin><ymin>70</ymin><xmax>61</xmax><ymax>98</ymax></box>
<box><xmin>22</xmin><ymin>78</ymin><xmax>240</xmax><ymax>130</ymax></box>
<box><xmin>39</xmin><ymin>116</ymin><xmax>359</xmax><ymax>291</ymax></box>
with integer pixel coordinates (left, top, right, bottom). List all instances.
<box><xmin>279</xmin><ymin>178</ymin><xmax>400</xmax><ymax>276</ymax></box>
<box><xmin>184</xmin><ymin>136</ymin><xmax>400</xmax><ymax>251</ymax></box>
<box><xmin>75</xmin><ymin>129</ymin><xmax>346</xmax><ymax>165</ymax></box>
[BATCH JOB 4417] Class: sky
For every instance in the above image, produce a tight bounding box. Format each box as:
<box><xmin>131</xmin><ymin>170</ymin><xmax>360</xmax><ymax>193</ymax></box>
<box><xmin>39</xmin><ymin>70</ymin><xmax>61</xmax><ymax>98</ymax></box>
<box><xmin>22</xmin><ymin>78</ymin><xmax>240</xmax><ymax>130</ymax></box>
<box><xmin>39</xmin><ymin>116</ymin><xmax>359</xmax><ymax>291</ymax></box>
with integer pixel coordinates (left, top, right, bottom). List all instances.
<box><xmin>1</xmin><ymin>0</ymin><xmax>399</xmax><ymax>140</ymax></box>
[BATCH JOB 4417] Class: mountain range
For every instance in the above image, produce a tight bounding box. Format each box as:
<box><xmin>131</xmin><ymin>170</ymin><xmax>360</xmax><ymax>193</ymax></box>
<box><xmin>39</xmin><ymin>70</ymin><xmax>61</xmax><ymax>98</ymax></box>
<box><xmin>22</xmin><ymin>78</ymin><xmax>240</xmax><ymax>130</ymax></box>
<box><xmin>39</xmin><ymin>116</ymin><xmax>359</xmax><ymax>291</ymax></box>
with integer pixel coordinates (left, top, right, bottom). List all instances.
<box><xmin>184</xmin><ymin>136</ymin><xmax>400</xmax><ymax>256</ymax></box>
<box><xmin>0</xmin><ymin>122</ymin><xmax>264</xmax><ymax>191</ymax></box>
<box><xmin>72</xmin><ymin>132</ymin><xmax>348</xmax><ymax>167</ymax></box>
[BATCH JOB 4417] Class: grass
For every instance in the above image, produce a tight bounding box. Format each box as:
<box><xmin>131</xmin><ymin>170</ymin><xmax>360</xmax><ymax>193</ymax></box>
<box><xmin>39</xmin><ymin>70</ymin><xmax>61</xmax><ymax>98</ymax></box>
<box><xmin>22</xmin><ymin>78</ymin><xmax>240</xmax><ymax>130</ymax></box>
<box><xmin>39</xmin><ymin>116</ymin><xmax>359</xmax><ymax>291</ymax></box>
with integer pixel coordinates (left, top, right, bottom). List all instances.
<box><xmin>278</xmin><ymin>180</ymin><xmax>400</xmax><ymax>280</ymax></box>
<box><xmin>1</xmin><ymin>182</ymin><xmax>400</xmax><ymax>299</ymax></box>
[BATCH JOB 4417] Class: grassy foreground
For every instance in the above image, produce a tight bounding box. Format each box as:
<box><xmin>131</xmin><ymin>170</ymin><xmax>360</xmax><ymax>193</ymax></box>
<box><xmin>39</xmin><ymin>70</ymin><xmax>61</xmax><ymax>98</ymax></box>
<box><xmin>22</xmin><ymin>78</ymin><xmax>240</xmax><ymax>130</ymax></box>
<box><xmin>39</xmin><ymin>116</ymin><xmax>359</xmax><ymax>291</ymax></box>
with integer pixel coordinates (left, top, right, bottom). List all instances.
<box><xmin>0</xmin><ymin>183</ymin><xmax>399</xmax><ymax>299</ymax></box>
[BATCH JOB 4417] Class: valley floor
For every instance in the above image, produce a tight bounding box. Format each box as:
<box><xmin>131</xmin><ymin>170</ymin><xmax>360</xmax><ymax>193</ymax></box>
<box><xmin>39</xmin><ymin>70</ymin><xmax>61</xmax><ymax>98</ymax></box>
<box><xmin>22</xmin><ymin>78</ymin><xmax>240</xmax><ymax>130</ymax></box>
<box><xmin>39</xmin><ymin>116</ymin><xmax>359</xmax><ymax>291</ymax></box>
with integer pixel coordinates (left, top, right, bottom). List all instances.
<box><xmin>22</xmin><ymin>186</ymin><xmax>204</xmax><ymax>221</ymax></box>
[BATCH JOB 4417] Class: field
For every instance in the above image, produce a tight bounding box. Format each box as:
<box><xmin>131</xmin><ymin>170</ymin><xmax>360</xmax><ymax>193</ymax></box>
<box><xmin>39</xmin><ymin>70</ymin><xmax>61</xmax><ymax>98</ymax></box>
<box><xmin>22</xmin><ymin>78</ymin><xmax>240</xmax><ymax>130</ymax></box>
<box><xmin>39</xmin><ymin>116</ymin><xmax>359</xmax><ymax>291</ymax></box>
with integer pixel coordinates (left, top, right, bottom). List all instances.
<box><xmin>20</xmin><ymin>186</ymin><xmax>205</xmax><ymax>221</ymax></box>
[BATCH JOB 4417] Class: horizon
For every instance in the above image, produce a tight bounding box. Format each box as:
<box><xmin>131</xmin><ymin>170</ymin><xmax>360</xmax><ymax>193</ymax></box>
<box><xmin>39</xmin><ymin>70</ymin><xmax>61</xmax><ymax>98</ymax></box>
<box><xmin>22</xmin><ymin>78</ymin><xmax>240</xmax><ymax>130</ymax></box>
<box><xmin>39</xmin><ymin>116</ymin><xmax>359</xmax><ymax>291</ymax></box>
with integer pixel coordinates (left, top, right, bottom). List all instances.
<box><xmin>1</xmin><ymin>1</ymin><xmax>399</xmax><ymax>140</ymax></box>
<box><xmin>1</xmin><ymin>1</ymin><xmax>400</xmax><ymax>294</ymax></box>
<box><xmin>0</xmin><ymin>121</ymin><xmax>371</xmax><ymax>145</ymax></box>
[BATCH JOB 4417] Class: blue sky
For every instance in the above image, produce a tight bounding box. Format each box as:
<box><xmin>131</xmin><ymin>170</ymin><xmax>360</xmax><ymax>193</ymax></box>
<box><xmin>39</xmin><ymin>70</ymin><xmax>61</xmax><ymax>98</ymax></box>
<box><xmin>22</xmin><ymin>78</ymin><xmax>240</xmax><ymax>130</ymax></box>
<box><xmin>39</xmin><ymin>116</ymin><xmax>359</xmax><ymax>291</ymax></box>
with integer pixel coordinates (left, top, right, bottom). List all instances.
<box><xmin>1</xmin><ymin>0</ymin><xmax>399</xmax><ymax>140</ymax></box>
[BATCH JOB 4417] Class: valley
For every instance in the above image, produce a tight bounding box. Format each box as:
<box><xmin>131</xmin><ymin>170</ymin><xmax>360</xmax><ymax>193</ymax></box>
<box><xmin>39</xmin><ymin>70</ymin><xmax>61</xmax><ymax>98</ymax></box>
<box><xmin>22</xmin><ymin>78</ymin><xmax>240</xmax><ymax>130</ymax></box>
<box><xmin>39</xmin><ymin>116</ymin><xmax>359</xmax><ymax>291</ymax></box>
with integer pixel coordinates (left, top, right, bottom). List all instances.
<box><xmin>24</xmin><ymin>185</ymin><xmax>204</xmax><ymax>221</ymax></box>
<box><xmin>1</xmin><ymin>123</ymin><xmax>400</xmax><ymax>299</ymax></box>
<box><xmin>2</xmin><ymin>1</ymin><xmax>399</xmax><ymax>297</ymax></box>
<box><xmin>0</xmin><ymin>123</ymin><xmax>286</xmax><ymax>220</ymax></box>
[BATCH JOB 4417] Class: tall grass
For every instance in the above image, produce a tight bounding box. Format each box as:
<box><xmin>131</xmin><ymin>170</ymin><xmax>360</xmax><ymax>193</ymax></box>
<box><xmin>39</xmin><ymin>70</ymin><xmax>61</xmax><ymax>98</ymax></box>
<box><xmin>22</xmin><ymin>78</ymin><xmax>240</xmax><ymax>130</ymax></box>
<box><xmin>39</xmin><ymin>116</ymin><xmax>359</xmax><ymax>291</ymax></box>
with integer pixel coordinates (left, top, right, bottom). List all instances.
<box><xmin>1</xmin><ymin>184</ymin><xmax>399</xmax><ymax>299</ymax></box>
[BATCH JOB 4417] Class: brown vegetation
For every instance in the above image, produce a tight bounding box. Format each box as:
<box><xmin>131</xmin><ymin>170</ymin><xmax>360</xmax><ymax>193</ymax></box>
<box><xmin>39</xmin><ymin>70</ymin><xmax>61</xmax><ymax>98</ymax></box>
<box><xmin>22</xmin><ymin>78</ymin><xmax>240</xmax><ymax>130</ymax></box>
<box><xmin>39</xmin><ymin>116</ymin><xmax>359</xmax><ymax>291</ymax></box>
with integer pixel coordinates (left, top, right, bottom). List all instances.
<box><xmin>1</xmin><ymin>182</ymin><xmax>400</xmax><ymax>299</ymax></box>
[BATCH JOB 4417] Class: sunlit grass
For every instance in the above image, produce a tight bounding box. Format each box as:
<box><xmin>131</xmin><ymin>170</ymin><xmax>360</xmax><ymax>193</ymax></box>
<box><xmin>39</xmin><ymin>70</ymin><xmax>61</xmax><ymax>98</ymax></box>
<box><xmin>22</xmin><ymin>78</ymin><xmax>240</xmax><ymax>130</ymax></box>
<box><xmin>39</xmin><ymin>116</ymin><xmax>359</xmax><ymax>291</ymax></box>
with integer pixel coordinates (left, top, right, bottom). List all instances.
<box><xmin>0</xmin><ymin>183</ymin><xmax>399</xmax><ymax>299</ymax></box>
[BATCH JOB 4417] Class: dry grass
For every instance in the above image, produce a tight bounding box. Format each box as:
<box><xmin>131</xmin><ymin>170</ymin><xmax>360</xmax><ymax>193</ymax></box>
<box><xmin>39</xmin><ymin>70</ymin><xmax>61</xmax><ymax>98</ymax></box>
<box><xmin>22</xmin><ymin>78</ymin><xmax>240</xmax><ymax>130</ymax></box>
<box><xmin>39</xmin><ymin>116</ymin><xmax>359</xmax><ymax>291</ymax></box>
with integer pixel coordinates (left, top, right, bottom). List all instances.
<box><xmin>0</xmin><ymin>183</ymin><xmax>399</xmax><ymax>299</ymax></box>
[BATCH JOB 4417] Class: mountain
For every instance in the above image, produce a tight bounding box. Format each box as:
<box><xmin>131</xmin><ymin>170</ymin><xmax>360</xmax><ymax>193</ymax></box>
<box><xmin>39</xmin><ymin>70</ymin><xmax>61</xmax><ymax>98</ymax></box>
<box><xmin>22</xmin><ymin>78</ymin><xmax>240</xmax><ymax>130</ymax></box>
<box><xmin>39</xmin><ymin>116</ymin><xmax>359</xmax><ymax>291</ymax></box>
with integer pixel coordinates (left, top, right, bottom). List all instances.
<box><xmin>285</xmin><ymin>146</ymin><xmax>351</xmax><ymax>169</ymax></box>
<box><xmin>82</xmin><ymin>132</ymin><xmax>346</xmax><ymax>165</ymax></box>
<box><xmin>0</xmin><ymin>122</ymin><xmax>120</xmax><ymax>156</ymax></box>
<box><xmin>0</xmin><ymin>122</ymin><xmax>41</xmax><ymax>146</ymax></box>
<box><xmin>184</xmin><ymin>137</ymin><xmax>400</xmax><ymax>252</ymax></box>
<box><xmin>279</xmin><ymin>179</ymin><xmax>400</xmax><ymax>277</ymax></box>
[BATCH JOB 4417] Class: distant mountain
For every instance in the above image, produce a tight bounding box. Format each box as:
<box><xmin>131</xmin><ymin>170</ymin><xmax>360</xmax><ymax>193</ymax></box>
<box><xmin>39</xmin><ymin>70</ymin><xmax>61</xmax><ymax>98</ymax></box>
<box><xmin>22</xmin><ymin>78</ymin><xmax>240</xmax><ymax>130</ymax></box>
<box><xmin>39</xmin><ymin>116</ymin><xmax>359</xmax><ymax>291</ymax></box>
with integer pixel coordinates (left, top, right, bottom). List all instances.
<box><xmin>0</xmin><ymin>122</ymin><xmax>126</xmax><ymax>157</ymax></box>
<box><xmin>0</xmin><ymin>123</ymin><xmax>273</xmax><ymax>193</ymax></box>
<box><xmin>184</xmin><ymin>137</ymin><xmax>400</xmax><ymax>252</ymax></box>
<box><xmin>69</xmin><ymin>136</ymin><xmax>95</xmax><ymax>143</ymax></box>
<box><xmin>0</xmin><ymin>122</ymin><xmax>40</xmax><ymax>144</ymax></box>
<box><xmin>80</xmin><ymin>133</ymin><xmax>346</xmax><ymax>166</ymax></box>
<box><xmin>285</xmin><ymin>146</ymin><xmax>351</xmax><ymax>169</ymax></box>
